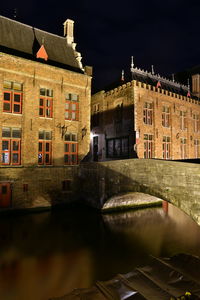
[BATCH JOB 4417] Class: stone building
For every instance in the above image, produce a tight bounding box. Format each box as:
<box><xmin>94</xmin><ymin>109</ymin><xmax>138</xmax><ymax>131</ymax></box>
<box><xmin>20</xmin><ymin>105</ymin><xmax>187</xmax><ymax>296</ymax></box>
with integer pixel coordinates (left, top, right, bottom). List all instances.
<box><xmin>0</xmin><ymin>16</ymin><xmax>92</xmax><ymax>210</ymax></box>
<box><xmin>190</xmin><ymin>66</ymin><xmax>200</xmax><ymax>99</ymax></box>
<box><xmin>91</xmin><ymin>61</ymin><xmax>200</xmax><ymax>161</ymax></box>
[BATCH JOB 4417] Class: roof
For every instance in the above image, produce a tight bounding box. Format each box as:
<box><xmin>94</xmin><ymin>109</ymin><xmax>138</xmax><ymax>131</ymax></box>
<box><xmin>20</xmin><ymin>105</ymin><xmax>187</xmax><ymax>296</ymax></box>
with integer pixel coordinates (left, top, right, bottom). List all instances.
<box><xmin>0</xmin><ymin>15</ymin><xmax>83</xmax><ymax>73</ymax></box>
<box><xmin>103</xmin><ymin>67</ymin><xmax>194</xmax><ymax>98</ymax></box>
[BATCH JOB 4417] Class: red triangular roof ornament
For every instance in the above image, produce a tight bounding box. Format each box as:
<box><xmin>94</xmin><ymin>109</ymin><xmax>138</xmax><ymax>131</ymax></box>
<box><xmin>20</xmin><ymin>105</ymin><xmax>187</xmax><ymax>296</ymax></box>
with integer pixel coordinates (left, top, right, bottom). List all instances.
<box><xmin>156</xmin><ymin>81</ymin><xmax>161</xmax><ymax>88</ymax></box>
<box><xmin>36</xmin><ymin>45</ymin><xmax>48</xmax><ymax>61</ymax></box>
<box><xmin>187</xmin><ymin>79</ymin><xmax>191</xmax><ymax>97</ymax></box>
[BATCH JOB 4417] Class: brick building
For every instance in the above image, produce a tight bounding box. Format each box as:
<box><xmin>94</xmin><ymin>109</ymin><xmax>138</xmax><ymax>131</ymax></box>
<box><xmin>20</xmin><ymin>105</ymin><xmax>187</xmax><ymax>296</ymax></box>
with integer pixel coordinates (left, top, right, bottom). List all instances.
<box><xmin>0</xmin><ymin>16</ymin><xmax>92</xmax><ymax>210</ymax></box>
<box><xmin>91</xmin><ymin>61</ymin><xmax>200</xmax><ymax>162</ymax></box>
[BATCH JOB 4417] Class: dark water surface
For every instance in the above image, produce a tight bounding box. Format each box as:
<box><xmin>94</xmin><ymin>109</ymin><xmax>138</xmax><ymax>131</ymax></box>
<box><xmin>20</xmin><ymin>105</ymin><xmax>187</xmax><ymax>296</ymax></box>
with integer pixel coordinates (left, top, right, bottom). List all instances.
<box><xmin>0</xmin><ymin>203</ymin><xmax>200</xmax><ymax>300</ymax></box>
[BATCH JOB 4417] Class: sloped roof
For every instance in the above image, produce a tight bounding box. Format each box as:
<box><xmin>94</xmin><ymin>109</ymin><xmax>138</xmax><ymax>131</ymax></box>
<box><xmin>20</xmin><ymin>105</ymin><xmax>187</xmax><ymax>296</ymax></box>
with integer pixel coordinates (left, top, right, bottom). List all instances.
<box><xmin>0</xmin><ymin>15</ymin><xmax>83</xmax><ymax>73</ymax></box>
<box><xmin>131</xmin><ymin>70</ymin><xmax>189</xmax><ymax>95</ymax></box>
<box><xmin>102</xmin><ymin>68</ymin><xmax>195</xmax><ymax>98</ymax></box>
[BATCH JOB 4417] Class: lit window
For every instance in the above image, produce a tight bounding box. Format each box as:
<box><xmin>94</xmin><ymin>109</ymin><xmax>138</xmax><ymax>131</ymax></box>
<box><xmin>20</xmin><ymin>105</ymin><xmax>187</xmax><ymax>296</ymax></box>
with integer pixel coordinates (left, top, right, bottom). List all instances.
<box><xmin>193</xmin><ymin>113</ymin><xmax>200</xmax><ymax>132</ymax></box>
<box><xmin>38</xmin><ymin>131</ymin><xmax>52</xmax><ymax>165</ymax></box>
<box><xmin>144</xmin><ymin>134</ymin><xmax>153</xmax><ymax>158</ymax></box>
<box><xmin>64</xmin><ymin>133</ymin><xmax>78</xmax><ymax>165</ymax></box>
<box><xmin>162</xmin><ymin>106</ymin><xmax>170</xmax><ymax>127</ymax></box>
<box><xmin>162</xmin><ymin>136</ymin><xmax>171</xmax><ymax>159</ymax></box>
<box><xmin>65</xmin><ymin>93</ymin><xmax>79</xmax><ymax>121</ymax></box>
<box><xmin>39</xmin><ymin>88</ymin><xmax>53</xmax><ymax>118</ymax></box>
<box><xmin>180</xmin><ymin>138</ymin><xmax>187</xmax><ymax>159</ymax></box>
<box><xmin>143</xmin><ymin>102</ymin><xmax>153</xmax><ymax>125</ymax></box>
<box><xmin>3</xmin><ymin>80</ymin><xmax>23</xmax><ymax>114</ymax></box>
<box><xmin>180</xmin><ymin>111</ymin><xmax>187</xmax><ymax>130</ymax></box>
<box><xmin>1</xmin><ymin>127</ymin><xmax>21</xmax><ymax>165</ymax></box>
<box><xmin>194</xmin><ymin>139</ymin><xmax>200</xmax><ymax>158</ymax></box>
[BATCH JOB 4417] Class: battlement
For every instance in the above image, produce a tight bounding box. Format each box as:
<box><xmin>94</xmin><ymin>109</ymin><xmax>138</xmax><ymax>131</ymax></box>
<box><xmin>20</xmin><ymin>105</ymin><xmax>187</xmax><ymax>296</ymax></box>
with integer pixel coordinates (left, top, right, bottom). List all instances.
<box><xmin>104</xmin><ymin>78</ymin><xmax>200</xmax><ymax>106</ymax></box>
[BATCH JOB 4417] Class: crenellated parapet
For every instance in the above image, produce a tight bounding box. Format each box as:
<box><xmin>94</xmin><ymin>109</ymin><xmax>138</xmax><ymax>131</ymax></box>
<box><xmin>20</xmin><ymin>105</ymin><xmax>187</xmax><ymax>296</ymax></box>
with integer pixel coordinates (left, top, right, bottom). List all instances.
<box><xmin>103</xmin><ymin>77</ymin><xmax>200</xmax><ymax>106</ymax></box>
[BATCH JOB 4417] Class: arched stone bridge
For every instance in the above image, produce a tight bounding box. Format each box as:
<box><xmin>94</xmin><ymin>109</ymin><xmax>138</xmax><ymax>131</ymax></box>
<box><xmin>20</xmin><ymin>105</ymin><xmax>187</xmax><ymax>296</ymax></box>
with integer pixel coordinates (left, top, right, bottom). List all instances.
<box><xmin>79</xmin><ymin>159</ymin><xmax>200</xmax><ymax>225</ymax></box>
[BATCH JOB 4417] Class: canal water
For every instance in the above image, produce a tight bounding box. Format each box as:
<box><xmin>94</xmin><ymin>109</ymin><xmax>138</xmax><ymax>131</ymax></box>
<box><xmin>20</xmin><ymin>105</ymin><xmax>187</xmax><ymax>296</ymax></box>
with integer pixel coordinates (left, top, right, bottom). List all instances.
<box><xmin>0</xmin><ymin>202</ymin><xmax>200</xmax><ymax>300</ymax></box>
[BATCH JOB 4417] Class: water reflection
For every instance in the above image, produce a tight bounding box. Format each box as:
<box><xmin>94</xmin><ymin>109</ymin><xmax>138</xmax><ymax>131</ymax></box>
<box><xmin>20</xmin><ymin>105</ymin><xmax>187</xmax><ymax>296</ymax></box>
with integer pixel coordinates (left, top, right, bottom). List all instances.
<box><xmin>0</xmin><ymin>203</ymin><xmax>200</xmax><ymax>300</ymax></box>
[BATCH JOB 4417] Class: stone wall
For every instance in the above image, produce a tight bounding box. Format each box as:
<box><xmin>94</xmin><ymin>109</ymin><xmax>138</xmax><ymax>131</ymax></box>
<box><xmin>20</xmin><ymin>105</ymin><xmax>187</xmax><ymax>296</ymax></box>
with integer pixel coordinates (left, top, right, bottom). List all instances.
<box><xmin>79</xmin><ymin>159</ymin><xmax>200</xmax><ymax>225</ymax></box>
<box><xmin>0</xmin><ymin>165</ymin><xmax>79</xmax><ymax>211</ymax></box>
<box><xmin>2</xmin><ymin>157</ymin><xmax>200</xmax><ymax>226</ymax></box>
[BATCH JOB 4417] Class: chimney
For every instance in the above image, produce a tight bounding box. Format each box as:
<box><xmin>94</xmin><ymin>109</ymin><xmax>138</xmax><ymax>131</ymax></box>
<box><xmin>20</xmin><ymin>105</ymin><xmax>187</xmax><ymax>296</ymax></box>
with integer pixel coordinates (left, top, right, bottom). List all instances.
<box><xmin>63</xmin><ymin>19</ymin><xmax>74</xmax><ymax>44</ymax></box>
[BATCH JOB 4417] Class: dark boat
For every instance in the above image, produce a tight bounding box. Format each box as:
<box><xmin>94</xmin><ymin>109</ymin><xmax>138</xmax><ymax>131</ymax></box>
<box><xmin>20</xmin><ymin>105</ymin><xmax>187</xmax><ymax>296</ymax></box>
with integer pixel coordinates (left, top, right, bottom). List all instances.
<box><xmin>50</xmin><ymin>253</ymin><xmax>200</xmax><ymax>300</ymax></box>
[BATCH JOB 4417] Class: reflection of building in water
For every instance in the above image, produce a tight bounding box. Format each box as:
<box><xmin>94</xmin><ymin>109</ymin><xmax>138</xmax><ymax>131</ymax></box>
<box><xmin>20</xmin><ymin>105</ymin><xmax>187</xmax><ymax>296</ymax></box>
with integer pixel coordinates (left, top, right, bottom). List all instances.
<box><xmin>103</xmin><ymin>207</ymin><xmax>167</xmax><ymax>257</ymax></box>
<box><xmin>0</xmin><ymin>210</ymin><xmax>96</xmax><ymax>300</ymax></box>
<box><xmin>0</xmin><ymin>249</ymin><xmax>93</xmax><ymax>300</ymax></box>
<box><xmin>91</xmin><ymin>59</ymin><xmax>200</xmax><ymax>161</ymax></box>
<box><xmin>0</xmin><ymin>16</ymin><xmax>92</xmax><ymax>210</ymax></box>
<box><xmin>102</xmin><ymin>207</ymin><xmax>166</xmax><ymax>230</ymax></box>
<box><xmin>103</xmin><ymin>203</ymin><xmax>200</xmax><ymax>258</ymax></box>
<box><xmin>162</xmin><ymin>200</ymin><xmax>169</xmax><ymax>214</ymax></box>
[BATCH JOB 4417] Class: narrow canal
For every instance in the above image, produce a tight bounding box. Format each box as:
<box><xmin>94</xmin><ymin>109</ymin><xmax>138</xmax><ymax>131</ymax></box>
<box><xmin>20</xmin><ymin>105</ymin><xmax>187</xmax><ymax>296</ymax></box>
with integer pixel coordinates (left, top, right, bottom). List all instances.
<box><xmin>1</xmin><ymin>202</ymin><xmax>200</xmax><ymax>300</ymax></box>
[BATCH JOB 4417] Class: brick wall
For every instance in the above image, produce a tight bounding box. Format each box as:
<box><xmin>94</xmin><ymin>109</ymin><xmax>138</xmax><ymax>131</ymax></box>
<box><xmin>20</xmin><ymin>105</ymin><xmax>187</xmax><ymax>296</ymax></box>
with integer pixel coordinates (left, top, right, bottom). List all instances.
<box><xmin>0</xmin><ymin>166</ymin><xmax>80</xmax><ymax>210</ymax></box>
<box><xmin>0</xmin><ymin>52</ymin><xmax>91</xmax><ymax>210</ymax></box>
<box><xmin>134</xmin><ymin>81</ymin><xmax>200</xmax><ymax>159</ymax></box>
<box><xmin>91</xmin><ymin>80</ymin><xmax>200</xmax><ymax>161</ymax></box>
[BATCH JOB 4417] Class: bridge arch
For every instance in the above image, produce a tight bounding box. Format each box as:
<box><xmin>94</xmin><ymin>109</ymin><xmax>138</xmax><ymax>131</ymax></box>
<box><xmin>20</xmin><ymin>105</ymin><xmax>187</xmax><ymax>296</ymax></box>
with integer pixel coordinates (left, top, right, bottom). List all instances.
<box><xmin>80</xmin><ymin>159</ymin><xmax>200</xmax><ymax>225</ymax></box>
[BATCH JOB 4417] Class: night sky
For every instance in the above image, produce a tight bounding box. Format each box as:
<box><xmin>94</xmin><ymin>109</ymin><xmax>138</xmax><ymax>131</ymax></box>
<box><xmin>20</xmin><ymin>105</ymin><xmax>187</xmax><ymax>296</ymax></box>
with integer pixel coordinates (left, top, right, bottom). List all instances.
<box><xmin>1</xmin><ymin>0</ymin><xmax>200</xmax><ymax>92</ymax></box>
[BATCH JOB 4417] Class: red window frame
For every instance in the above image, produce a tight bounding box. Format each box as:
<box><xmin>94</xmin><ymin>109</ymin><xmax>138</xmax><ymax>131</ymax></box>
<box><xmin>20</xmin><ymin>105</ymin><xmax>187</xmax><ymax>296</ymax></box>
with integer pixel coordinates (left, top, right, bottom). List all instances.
<box><xmin>65</xmin><ymin>101</ymin><xmax>79</xmax><ymax>121</ymax></box>
<box><xmin>38</xmin><ymin>141</ymin><xmax>52</xmax><ymax>165</ymax></box>
<box><xmin>65</xmin><ymin>96</ymin><xmax>79</xmax><ymax>121</ymax></box>
<box><xmin>3</xmin><ymin>91</ymin><xmax>22</xmax><ymax>114</ymax></box>
<box><xmin>39</xmin><ymin>98</ymin><xmax>45</xmax><ymax>117</ymax></box>
<box><xmin>65</xmin><ymin>100</ymin><xmax>71</xmax><ymax>120</ymax></box>
<box><xmin>2</xmin><ymin>139</ymin><xmax>21</xmax><ymax>165</ymax></box>
<box><xmin>13</xmin><ymin>92</ymin><xmax>22</xmax><ymax>114</ymax></box>
<box><xmin>39</xmin><ymin>97</ymin><xmax>53</xmax><ymax>118</ymax></box>
<box><xmin>3</xmin><ymin>91</ymin><xmax>12</xmax><ymax>113</ymax></box>
<box><xmin>64</xmin><ymin>142</ymin><xmax>78</xmax><ymax>165</ymax></box>
<box><xmin>71</xmin><ymin>102</ymin><xmax>79</xmax><ymax>121</ymax></box>
<box><xmin>11</xmin><ymin>139</ymin><xmax>21</xmax><ymax>165</ymax></box>
<box><xmin>2</xmin><ymin>139</ymin><xmax>10</xmax><ymax>165</ymax></box>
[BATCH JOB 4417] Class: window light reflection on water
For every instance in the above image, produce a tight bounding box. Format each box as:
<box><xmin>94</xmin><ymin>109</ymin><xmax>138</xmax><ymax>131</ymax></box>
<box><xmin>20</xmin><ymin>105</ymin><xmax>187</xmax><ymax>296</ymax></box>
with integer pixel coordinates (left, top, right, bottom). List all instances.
<box><xmin>0</xmin><ymin>202</ymin><xmax>200</xmax><ymax>300</ymax></box>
